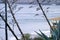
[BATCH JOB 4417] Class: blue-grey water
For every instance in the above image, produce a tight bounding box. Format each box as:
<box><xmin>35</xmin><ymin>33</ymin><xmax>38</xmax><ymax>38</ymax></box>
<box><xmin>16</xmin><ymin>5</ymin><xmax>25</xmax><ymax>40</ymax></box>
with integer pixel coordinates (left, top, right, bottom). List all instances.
<box><xmin>0</xmin><ymin>4</ymin><xmax>60</xmax><ymax>40</ymax></box>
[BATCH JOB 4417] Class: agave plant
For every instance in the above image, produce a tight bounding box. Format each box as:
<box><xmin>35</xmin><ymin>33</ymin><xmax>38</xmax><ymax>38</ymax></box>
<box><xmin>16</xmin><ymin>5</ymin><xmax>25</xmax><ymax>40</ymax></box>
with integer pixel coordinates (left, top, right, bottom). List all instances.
<box><xmin>35</xmin><ymin>21</ymin><xmax>60</xmax><ymax>40</ymax></box>
<box><xmin>35</xmin><ymin>30</ymin><xmax>50</xmax><ymax>40</ymax></box>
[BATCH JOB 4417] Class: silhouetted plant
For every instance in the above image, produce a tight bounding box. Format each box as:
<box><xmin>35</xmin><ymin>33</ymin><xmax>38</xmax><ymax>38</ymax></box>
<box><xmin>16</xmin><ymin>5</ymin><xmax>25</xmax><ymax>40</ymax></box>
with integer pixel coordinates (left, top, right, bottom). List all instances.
<box><xmin>35</xmin><ymin>21</ymin><xmax>60</xmax><ymax>40</ymax></box>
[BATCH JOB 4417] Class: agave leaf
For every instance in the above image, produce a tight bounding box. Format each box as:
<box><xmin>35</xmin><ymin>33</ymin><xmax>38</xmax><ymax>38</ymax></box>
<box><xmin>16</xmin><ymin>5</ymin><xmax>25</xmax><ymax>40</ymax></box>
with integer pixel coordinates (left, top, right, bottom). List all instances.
<box><xmin>55</xmin><ymin>21</ymin><xmax>60</xmax><ymax>40</ymax></box>
<box><xmin>51</xmin><ymin>28</ymin><xmax>58</xmax><ymax>40</ymax></box>
<box><xmin>39</xmin><ymin>30</ymin><xmax>50</xmax><ymax>40</ymax></box>
<box><xmin>52</xmin><ymin>28</ymin><xmax>58</xmax><ymax>36</ymax></box>
<box><xmin>35</xmin><ymin>31</ymin><xmax>43</xmax><ymax>37</ymax></box>
<box><xmin>51</xmin><ymin>23</ymin><xmax>59</xmax><ymax>40</ymax></box>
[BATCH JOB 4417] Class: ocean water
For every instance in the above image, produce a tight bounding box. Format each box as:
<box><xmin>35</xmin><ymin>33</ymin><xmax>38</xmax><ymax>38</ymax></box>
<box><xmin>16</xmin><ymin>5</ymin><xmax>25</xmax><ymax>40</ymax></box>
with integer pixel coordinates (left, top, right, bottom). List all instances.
<box><xmin>0</xmin><ymin>4</ymin><xmax>60</xmax><ymax>40</ymax></box>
